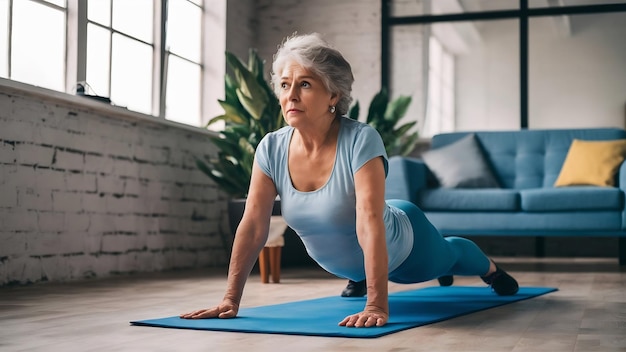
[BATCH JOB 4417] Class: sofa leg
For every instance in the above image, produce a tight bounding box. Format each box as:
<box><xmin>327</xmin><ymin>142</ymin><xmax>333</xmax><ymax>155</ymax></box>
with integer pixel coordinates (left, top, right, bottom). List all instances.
<box><xmin>535</xmin><ymin>236</ymin><xmax>545</xmax><ymax>258</ymax></box>
<box><xmin>617</xmin><ymin>237</ymin><xmax>626</xmax><ymax>265</ymax></box>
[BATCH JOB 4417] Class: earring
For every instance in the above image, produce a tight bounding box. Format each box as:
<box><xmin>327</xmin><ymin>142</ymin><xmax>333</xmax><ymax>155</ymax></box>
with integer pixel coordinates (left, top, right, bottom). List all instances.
<box><xmin>329</xmin><ymin>106</ymin><xmax>336</xmax><ymax>114</ymax></box>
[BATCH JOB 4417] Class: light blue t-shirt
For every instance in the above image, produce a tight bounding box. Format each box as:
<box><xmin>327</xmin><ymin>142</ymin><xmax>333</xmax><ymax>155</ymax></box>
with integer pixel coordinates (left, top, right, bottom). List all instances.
<box><xmin>255</xmin><ymin>117</ymin><xmax>413</xmax><ymax>281</ymax></box>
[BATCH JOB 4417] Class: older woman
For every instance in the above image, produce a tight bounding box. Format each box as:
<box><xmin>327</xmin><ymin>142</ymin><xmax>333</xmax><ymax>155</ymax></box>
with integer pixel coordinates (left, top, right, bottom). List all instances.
<box><xmin>181</xmin><ymin>33</ymin><xmax>518</xmax><ymax>328</ymax></box>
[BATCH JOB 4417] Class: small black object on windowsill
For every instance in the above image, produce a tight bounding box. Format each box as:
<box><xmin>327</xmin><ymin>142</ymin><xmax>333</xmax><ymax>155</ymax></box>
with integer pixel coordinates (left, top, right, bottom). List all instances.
<box><xmin>76</xmin><ymin>82</ymin><xmax>111</xmax><ymax>104</ymax></box>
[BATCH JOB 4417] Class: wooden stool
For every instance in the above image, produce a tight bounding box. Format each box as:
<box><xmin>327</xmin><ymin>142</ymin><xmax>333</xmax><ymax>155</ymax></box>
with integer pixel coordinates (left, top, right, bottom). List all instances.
<box><xmin>258</xmin><ymin>216</ymin><xmax>287</xmax><ymax>283</ymax></box>
<box><xmin>258</xmin><ymin>247</ymin><xmax>281</xmax><ymax>283</ymax></box>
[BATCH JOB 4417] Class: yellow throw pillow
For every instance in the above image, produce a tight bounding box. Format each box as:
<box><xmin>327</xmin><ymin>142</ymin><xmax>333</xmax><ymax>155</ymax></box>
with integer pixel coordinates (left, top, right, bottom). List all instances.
<box><xmin>554</xmin><ymin>139</ymin><xmax>626</xmax><ymax>187</ymax></box>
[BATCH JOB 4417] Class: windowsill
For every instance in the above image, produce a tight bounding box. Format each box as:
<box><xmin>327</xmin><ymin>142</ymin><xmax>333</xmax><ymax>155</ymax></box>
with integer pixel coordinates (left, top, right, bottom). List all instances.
<box><xmin>0</xmin><ymin>78</ymin><xmax>216</xmax><ymax>137</ymax></box>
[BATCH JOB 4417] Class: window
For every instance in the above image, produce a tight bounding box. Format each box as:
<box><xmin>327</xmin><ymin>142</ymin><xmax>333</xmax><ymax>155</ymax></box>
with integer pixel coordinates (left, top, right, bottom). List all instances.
<box><xmin>1</xmin><ymin>0</ymin><xmax>224</xmax><ymax>127</ymax></box>
<box><xmin>424</xmin><ymin>36</ymin><xmax>455</xmax><ymax>137</ymax></box>
<box><xmin>383</xmin><ymin>1</ymin><xmax>626</xmax><ymax>131</ymax></box>
<box><xmin>87</xmin><ymin>0</ymin><xmax>153</xmax><ymax>115</ymax></box>
<box><xmin>388</xmin><ymin>23</ymin><xmax>459</xmax><ymax>139</ymax></box>
<box><xmin>1</xmin><ymin>0</ymin><xmax>66</xmax><ymax>91</ymax></box>
<box><xmin>164</xmin><ymin>0</ymin><xmax>202</xmax><ymax>126</ymax></box>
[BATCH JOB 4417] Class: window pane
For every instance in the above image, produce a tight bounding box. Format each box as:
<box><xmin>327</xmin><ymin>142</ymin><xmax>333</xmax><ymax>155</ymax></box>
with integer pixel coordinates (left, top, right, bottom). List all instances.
<box><xmin>530</xmin><ymin>0</ymin><xmax>626</xmax><ymax>7</ymax></box>
<box><xmin>86</xmin><ymin>23</ymin><xmax>111</xmax><ymax>97</ymax></box>
<box><xmin>425</xmin><ymin>35</ymin><xmax>457</xmax><ymax>136</ymax></box>
<box><xmin>528</xmin><ymin>12</ymin><xmax>626</xmax><ymax>129</ymax></box>
<box><xmin>166</xmin><ymin>55</ymin><xmax>201</xmax><ymax>126</ymax></box>
<box><xmin>442</xmin><ymin>85</ymin><xmax>455</xmax><ymax>131</ymax></box>
<box><xmin>390</xmin><ymin>0</ymin><xmax>518</xmax><ymax>17</ymax></box>
<box><xmin>456</xmin><ymin>20</ymin><xmax>520</xmax><ymax>131</ymax></box>
<box><xmin>42</xmin><ymin>0</ymin><xmax>65</xmax><ymax>7</ymax></box>
<box><xmin>442</xmin><ymin>51</ymin><xmax>454</xmax><ymax>87</ymax></box>
<box><xmin>12</xmin><ymin>0</ymin><xmax>65</xmax><ymax>91</ymax></box>
<box><xmin>390</xmin><ymin>25</ymin><xmax>427</xmax><ymax>135</ymax></box>
<box><xmin>392</xmin><ymin>20</ymin><xmax>519</xmax><ymax>135</ymax></box>
<box><xmin>429</xmin><ymin>37</ymin><xmax>442</xmax><ymax>74</ymax></box>
<box><xmin>0</xmin><ymin>0</ymin><xmax>8</xmax><ymax>78</ymax></box>
<box><xmin>111</xmin><ymin>34</ymin><xmax>152</xmax><ymax>114</ymax></box>
<box><xmin>442</xmin><ymin>49</ymin><xmax>455</xmax><ymax>133</ymax></box>
<box><xmin>167</xmin><ymin>0</ymin><xmax>201</xmax><ymax>62</ymax></box>
<box><xmin>112</xmin><ymin>0</ymin><xmax>153</xmax><ymax>43</ymax></box>
<box><xmin>88</xmin><ymin>0</ymin><xmax>111</xmax><ymax>26</ymax></box>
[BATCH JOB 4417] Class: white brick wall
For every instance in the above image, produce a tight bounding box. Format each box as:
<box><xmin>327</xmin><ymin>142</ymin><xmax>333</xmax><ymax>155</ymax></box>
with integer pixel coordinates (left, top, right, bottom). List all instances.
<box><xmin>0</xmin><ymin>85</ymin><xmax>229</xmax><ymax>285</ymax></box>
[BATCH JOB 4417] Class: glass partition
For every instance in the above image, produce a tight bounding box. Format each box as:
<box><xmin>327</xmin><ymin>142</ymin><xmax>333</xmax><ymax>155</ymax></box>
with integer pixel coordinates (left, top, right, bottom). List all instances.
<box><xmin>390</xmin><ymin>0</ymin><xmax>518</xmax><ymax>17</ymax></box>
<box><xmin>529</xmin><ymin>0</ymin><xmax>626</xmax><ymax>8</ymax></box>
<box><xmin>528</xmin><ymin>11</ymin><xmax>626</xmax><ymax>129</ymax></box>
<box><xmin>389</xmin><ymin>19</ymin><xmax>520</xmax><ymax>137</ymax></box>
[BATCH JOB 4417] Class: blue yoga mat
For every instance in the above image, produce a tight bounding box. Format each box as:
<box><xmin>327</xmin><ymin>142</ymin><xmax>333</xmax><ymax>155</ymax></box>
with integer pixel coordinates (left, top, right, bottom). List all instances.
<box><xmin>131</xmin><ymin>286</ymin><xmax>557</xmax><ymax>338</ymax></box>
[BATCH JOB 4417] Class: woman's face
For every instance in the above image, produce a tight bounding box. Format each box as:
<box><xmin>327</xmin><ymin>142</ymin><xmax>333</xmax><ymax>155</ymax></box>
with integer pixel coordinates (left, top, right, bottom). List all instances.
<box><xmin>278</xmin><ymin>61</ymin><xmax>336</xmax><ymax>127</ymax></box>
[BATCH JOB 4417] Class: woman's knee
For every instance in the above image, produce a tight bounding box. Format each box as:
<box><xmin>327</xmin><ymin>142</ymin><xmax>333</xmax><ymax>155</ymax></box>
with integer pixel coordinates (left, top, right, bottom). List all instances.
<box><xmin>445</xmin><ymin>236</ymin><xmax>490</xmax><ymax>274</ymax></box>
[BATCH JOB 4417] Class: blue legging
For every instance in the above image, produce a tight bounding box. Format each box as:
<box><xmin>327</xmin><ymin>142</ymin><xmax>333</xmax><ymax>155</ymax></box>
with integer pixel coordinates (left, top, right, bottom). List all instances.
<box><xmin>387</xmin><ymin>199</ymin><xmax>491</xmax><ymax>284</ymax></box>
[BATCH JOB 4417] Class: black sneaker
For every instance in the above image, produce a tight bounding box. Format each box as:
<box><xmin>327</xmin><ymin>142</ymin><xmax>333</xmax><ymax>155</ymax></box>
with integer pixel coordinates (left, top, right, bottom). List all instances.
<box><xmin>437</xmin><ymin>275</ymin><xmax>454</xmax><ymax>286</ymax></box>
<box><xmin>341</xmin><ymin>279</ymin><xmax>367</xmax><ymax>297</ymax></box>
<box><xmin>481</xmin><ymin>265</ymin><xmax>519</xmax><ymax>296</ymax></box>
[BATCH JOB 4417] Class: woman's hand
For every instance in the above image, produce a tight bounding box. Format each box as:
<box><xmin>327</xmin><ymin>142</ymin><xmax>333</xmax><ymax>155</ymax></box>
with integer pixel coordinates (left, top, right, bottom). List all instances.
<box><xmin>179</xmin><ymin>300</ymin><xmax>239</xmax><ymax>320</ymax></box>
<box><xmin>338</xmin><ymin>306</ymin><xmax>388</xmax><ymax>327</ymax></box>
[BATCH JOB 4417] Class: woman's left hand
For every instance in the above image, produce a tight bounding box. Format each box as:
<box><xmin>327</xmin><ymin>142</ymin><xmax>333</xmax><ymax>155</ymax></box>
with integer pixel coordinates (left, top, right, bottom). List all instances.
<box><xmin>338</xmin><ymin>307</ymin><xmax>388</xmax><ymax>327</ymax></box>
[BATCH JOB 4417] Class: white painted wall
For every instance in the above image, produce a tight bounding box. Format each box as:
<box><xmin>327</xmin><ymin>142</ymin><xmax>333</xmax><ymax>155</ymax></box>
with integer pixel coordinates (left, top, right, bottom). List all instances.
<box><xmin>226</xmin><ymin>0</ymin><xmax>257</xmax><ymax>61</ymax></box>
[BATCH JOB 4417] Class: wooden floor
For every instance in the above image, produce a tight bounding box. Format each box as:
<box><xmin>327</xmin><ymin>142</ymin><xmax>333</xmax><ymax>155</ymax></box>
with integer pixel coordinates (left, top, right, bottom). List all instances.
<box><xmin>1</xmin><ymin>257</ymin><xmax>625</xmax><ymax>352</ymax></box>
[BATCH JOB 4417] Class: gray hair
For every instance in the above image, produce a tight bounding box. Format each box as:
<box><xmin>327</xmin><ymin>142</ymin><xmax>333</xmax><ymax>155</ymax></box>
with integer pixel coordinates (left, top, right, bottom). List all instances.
<box><xmin>271</xmin><ymin>33</ymin><xmax>354</xmax><ymax>116</ymax></box>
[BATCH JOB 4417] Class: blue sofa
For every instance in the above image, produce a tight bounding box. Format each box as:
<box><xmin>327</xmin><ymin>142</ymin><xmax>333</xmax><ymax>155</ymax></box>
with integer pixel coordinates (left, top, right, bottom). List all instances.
<box><xmin>385</xmin><ymin>128</ymin><xmax>626</xmax><ymax>265</ymax></box>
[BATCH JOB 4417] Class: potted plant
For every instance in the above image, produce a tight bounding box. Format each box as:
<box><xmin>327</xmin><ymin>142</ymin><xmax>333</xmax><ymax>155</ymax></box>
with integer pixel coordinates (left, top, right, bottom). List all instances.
<box><xmin>348</xmin><ymin>88</ymin><xmax>418</xmax><ymax>156</ymax></box>
<box><xmin>196</xmin><ymin>49</ymin><xmax>285</xmax><ymax>235</ymax></box>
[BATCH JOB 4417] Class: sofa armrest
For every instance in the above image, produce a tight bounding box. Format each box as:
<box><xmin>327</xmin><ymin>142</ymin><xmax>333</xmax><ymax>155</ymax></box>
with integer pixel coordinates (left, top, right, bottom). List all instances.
<box><xmin>619</xmin><ymin>160</ymin><xmax>626</xmax><ymax>189</ymax></box>
<box><xmin>385</xmin><ymin>156</ymin><xmax>428</xmax><ymax>204</ymax></box>
<box><xmin>619</xmin><ymin>160</ymin><xmax>626</xmax><ymax>230</ymax></box>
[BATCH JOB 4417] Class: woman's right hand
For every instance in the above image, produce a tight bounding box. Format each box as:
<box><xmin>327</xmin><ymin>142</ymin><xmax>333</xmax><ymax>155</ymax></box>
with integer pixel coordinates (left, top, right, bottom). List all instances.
<box><xmin>179</xmin><ymin>300</ymin><xmax>239</xmax><ymax>319</ymax></box>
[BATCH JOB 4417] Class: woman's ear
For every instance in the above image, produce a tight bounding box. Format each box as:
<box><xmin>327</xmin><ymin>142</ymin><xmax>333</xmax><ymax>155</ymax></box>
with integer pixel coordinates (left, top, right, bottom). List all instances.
<box><xmin>330</xmin><ymin>93</ymin><xmax>339</xmax><ymax>107</ymax></box>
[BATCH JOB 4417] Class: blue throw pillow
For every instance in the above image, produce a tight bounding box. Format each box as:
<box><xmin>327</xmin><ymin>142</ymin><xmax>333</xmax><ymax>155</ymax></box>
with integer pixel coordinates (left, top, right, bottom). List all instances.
<box><xmin>421</xmin><ymin>133</ymin><xmax>500</xmax><ymax>188</ymax></box>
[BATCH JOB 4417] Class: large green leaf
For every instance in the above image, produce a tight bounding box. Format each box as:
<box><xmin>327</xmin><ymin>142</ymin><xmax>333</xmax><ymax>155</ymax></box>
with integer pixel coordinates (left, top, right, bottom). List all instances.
<box><xmin>196</xmin><ymin>157</ymin><xmax>248</xmax><ymax>198</ymax></box>
<box><xmin>236</xmin><ymin>88</ymin><xmax>266</xmax><ymax>121</ymax></box>
<box><xmin>397</xmin><ymin>133</ymin><xmax>420</xmax><ymax>156</ymax></box>
<box><xmin>366</xmin><ymin>89</ymin><xmax>388</xmax><ymax>125</ymax></box>
<box><xmin>385</xmin><ymin>96</ymin><xmax>412</xmax><ymax>124</ymax></box>
<box><xmin>227</xmin><ymin>52</ymin><xmax>269</xmax><ymax>109</ymax></box>
<box><xmin>393</xmin><ymin>122</ymin><xmax>417</xmax><ymax>137</ymax></box>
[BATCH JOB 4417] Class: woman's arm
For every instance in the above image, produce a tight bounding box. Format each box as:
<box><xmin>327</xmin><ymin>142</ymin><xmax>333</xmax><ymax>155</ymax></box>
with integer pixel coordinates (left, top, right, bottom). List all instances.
<box><xmin>223</xmin><ymin>161</ymin><xmax>278</xmax><ymax>305</ymax></box>
<box><xmin>339</xmin><ymin>156</ymin><xmax>389</xmax><ymax>327</ymax></box>
<box><xmin>180</xmin><ymin>160</ymin><xmax>278</xmax><ymax>319</ymax></box>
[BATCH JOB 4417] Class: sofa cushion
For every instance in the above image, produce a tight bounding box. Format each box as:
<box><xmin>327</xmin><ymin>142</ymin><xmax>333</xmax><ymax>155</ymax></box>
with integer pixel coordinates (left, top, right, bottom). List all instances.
<box><xmin>421</xmin><ymin>134</ymin><xmax>500</xmax><ymax>188</ymax></box>
<box><xmin>521</xmin><ymin>186</ymin><xmax>624</xmax><ymax>212</ymax></box>
<box><xmin>425</xmin><ymin>211</ymin><xmax>622</xmax><ymax>233</ymax></box>
<box><xmin>554</xmin><ymin>139</ymin><xmax>626</xmax><ymax>187</ymax></box>
<box><xmin>418</xmin><ymin>188</ymin><xmax>520</xmax><ymax>211</ymax></box>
